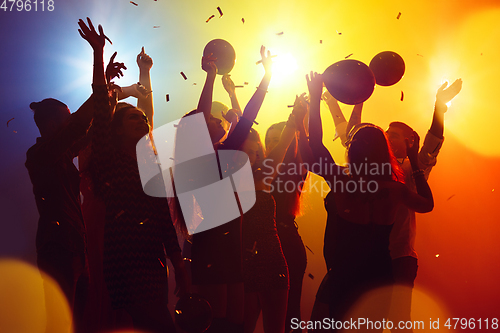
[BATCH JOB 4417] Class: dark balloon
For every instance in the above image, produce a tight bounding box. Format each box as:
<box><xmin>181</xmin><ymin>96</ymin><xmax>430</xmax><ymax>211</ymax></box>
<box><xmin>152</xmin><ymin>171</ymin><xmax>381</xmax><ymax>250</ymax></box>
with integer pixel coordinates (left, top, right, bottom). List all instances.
<box><xmin>369</xmin><ymin>51</ymin><xmax>405</xmax><ymax>86</ymax></box>
<box><xmin>203</xmin><ymin>39</ymin><xmax>236</xmax><ymax>75</ymax></box>
<box><xmin>175</xmin><ymin>293</ymin><xmax>213</xmax><ymax>333</ymax></box>
<box><xmin>323</xmin><ymin>59</ymin><xmax>375</xmax><ymax>105</ymax></box>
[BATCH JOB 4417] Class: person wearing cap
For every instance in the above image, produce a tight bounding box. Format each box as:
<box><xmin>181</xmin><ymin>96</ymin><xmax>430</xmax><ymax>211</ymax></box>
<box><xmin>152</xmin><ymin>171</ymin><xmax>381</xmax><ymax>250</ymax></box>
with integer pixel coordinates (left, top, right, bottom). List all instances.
<box><xmin>26</xmin><ymin>92</ymin><xmax>95</xmax><ymax>332</ymax></box>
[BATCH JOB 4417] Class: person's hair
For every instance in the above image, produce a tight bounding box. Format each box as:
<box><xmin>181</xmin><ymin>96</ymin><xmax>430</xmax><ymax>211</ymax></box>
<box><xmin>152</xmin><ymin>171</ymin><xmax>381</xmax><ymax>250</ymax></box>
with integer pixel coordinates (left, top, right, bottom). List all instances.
<box><xmin>30</xmin><ymin>98</ymin><xmax>70</xmax><ymax>133</ymax></box>
<box><xmin>347</xmin><ymin>124</ymin><xmax>404</xmax><ymax>182</ymax></box>
<box><xmin>389</xmin><ymin>121</ymin><xmax>414</xmax><ymax>139</ymax></box>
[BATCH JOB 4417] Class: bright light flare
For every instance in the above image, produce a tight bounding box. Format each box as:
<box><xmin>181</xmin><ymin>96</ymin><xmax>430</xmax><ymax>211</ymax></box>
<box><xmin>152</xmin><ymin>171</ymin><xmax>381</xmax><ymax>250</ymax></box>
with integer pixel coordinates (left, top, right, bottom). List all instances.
<box><xmin>270</xmin><ymin>52</ymin><xmax>298</xmax><ymax>86</ymax></box>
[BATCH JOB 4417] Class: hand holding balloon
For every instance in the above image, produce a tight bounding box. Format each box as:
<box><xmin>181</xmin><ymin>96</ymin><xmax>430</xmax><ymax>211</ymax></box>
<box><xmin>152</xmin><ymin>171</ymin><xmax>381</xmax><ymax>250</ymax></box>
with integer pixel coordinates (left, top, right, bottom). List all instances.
<box><xmin>201</xmin><ymin>53</ymin><xmax>217</xmax><ymax>77</ymax></box>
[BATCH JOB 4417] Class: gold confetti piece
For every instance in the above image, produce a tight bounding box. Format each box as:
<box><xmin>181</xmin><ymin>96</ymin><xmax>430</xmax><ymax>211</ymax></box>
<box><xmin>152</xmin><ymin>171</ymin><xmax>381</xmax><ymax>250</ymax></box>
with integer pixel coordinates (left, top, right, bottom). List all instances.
<box><xmin>492</xmin><ymin>189</ymin><xmax>495</xmax><ymax>192</ymax></box>
<box><xmin>180</xmin><ymin>72</ymin><xmax>187</xmax><ymax>80</ymax></box>
<box><xmin>206</xmin><ymin>14</ymin><xmax>215</xmax><ymax>23</ymax></box>
<box><xmin>183</xmin><ymin>258</ymin><xmax>192</xmax><ymax>262</ymax></box>
<box><xmin>153</xmin><ymin>26</ymin><xmax>160</xmax><ymax>28</ymax></box>
<box><xmin>166</xmin><ymin>94</ymin><xmax>169</xmax><ymax>102</ymax></box>
<box><xmin>276</xmin><ymin>31</ymin><xmax>284</xmax><ymax>35</ymax></box>
<box><xmin>435</xmin><ymin>254</ymin><xmax>440</xmax><ymax>258</ymax></box>
<box><xmin>13</xmin><ymin>130</ymin><xmax>17</xmax><ymax>133</ymax></box>
<box><xmin>345</xmin><ymin>53</ymin><xmax>353</xmax><ymax>59</ymax></box>
<box><xmin>193</xmin><ymin>83</ymin><xmax>197</xmax><ymax>85</ymax></box>
<box><xmin>224</xmin><ymin>231</ymin><xmax>230</xmax><ymax>235</ymax></box>
<box><xmin>320</xmin><ymin>40</ymin><xmax>323</xmax><ymax>44</ymax></box>
<box><xmin>217</xmin><ymin>6</ymin><xmax>223</xmax><ymax>17</ymax></box>
<box><xmin>308</xmin><ymin>273</ymin><xmax>315</xmax><ymax>279</ymax></box>
<box><xmin>176</xmin><ymin>310</ymin><xmax>182</xmax><ymax>315</ymax></box>
<box><xmin>6</xmin><ymin>117</ymin><xmax>14</xmax><ymax>127</ymax></box>
<box><xmin>397</xmin><ymin>12</ymin><xmax>401</xmax><ymax>19</ymax></box>
<box><xmin>447</xmin><ymin>194</ymin><xmax>456</xmax><ymax>201</ymax></box>
<box><xmin>401</xmin><ymin>91</ymin><xmax>404</xmax><ymax>101</ymax></box>
<box><xmin>242</xmin><ymin>18</ymin><xmax>245</xmax><ymax>23</ymax></box>
<box><xmin>336</xmin><ymin>30</ymin><xmax>342</xmax><ymax>35</ymax></box>
<box><xmin>305</xmin><ymin>245</ymin><xmax>314</xmax><ymax>255</ymax></box>
<box><xmin>139</xmin><ymin>218</ymin><xmax>149</xmax><ymax>225</ymax></box>
<box><xmin>417</xmin><ymin>54</ymin><xmax>424</xmax><ymax>57</ymax></box>
<box><xmin>41</xmin><ymin>198</ymin><xmax>45</xmax><ymax>201</ymax></box>
<box><xmin>244</xmin><ymin>82</ymin><xmax>249</xmax><ymax>85</ymax></box>
<box><xmin>130</xmin><ymin>1</ymin><xmax>138</xmax><ymax>6</ymax></box>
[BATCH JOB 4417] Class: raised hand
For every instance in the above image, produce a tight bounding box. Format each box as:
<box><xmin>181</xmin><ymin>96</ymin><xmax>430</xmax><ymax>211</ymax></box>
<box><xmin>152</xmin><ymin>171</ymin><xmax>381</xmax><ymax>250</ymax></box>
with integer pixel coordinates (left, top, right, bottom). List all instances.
<box><xmin>201</xmin><ymin>53</ymin><xmax>217</xmax><ymax>76</ymax></box>
<box><xmin>259</xmin><ymin>45</ymin><xmax>273</xmax><ymax>74</ymax></box>
<box><xmin>222</xmin><ymin>74</ymin><xmax>236</xmax><ymax>96</ymax></box>
<box><xmin>436</xmin><ymin>79</ymin><xmax>463</xmax><ymax>108</ymax></box>
<box><xmin>106</xmin><ymin>52</ymin><xmax>127</xmax><ymax>83</ymax></box>
<box><xmin>136</xmin><ymin>47</ymin><xmax>153</xmax><ymax>71</ymax></box>
<box><xmin>292</xmin><ymin>93</ymin><xmax>308</xmax><ymax>125</ymax></box>
<box><xmin>306</xmin><ymin>71</ymin><xmax>323</xmax><ymax>98</ymax></box>
<box><xmin>405</xmin><ymin>130</ymin><xmax>420</xmax><ymax>169</ymax></box>
<box><xmin>78</xmin><ymin>17</ymin><xmax>109</xmax><ymax>51</ymax></box>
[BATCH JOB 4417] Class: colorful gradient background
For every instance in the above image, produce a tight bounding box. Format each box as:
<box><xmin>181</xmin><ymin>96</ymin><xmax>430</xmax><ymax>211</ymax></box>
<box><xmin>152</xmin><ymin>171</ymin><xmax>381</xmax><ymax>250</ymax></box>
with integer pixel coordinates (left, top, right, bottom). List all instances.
<box><xmin>1</xmin><ymin>0</ymin><xmax>499</xmax><ymax>331</ymax></box>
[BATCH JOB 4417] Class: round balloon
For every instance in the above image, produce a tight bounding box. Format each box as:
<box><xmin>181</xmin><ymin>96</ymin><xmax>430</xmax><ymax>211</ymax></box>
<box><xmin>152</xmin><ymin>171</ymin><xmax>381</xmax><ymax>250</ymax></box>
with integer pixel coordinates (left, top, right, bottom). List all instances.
<box><xmin>323</xmin><ymin>60</ymin><xmax>375</xmax><ymax>105</ymax></box>
<box><xmin>203</xmin><ymin>39</ymin><xmax>236</xmax><ymax>75</ymax></box>
<box><xmin>175</xmin><ymin>293</ymin><xmax>212</xmax><ymax>333</ymax></box>
<box><xmin>369</xmin><ymin>51</ymin><xmax>405</xmax><ymax>86</ymax></box>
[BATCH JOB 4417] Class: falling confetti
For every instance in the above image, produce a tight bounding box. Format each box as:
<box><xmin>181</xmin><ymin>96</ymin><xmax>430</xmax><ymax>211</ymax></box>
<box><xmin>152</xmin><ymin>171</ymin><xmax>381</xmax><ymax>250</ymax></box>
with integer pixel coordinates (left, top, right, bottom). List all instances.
<box><xmin>320</xmin><ymin>40</ymin><xmax>323</xmax><ymax>44</ymax></box>
<box><xmin>435</xmin><ymin>254</ymin><xmax>440</xmax><ymax>258</ymax></box>
<box><xmin>130</xmin><ymin>1</ymin><xmax>138</xmax><ymax>6</ymax></box>
<box><xmin>244</xmin><ymin>82</ymin><xmax>249</xmax><ymax>85</ymax></box>
<box><xmin>193</xmin><ymin>83</ymin><xmax>197</xmax><ymax>85</ymax></box>
<box><xmin>305</xmin><ymin>245</ymin><xmax>315</xmax><ymax>255</ymax></box>
<box><xmin>276</xmin><ymin>31</ymin><xmax>284</xmax><ymax>35</ymax></box>
<box><xmin>287</xmin><ymin>105</ymin><xmax>294</xmax><ymax>108</ymax></box>
<box><xmin>397</xmin><ymin>12</ymin><xmax>401</xmax><ymax>19</ymax></box>
<box><xmin>13</xmin><ymin>130</ymin><xmax>17</xmax><ymax>133</ymax></box>
<box><xmin>180</xmin><ymin>72</ymin><xmax>187</xmax><ymax>80</ymax></box>
<box><xmin>242</xmin><ymin>18</ymin><xmax>245</xmax><ymax>24</ymax></box>
<box><xmin>206</xmin><ymin>14</ymin><xmax>215</xmax><ymax>23</ymax></box>
<box><xmin>345</xmin><ymin>53</ymin><xmax>353</xmax><ymax>59</ymax></box>
<box><xmin>336</xmin><ymin>30</ymin><xmax>342</xmax><ymax>35</ymax></box>
<box><xmin>401</xmin><ymin>91</ymin><xmax>404</xmax><ymax>101</ymax></box>
<box><xmin>166</xmin><ymin>94</ymin><xmax>169</xmax><ymax>102</ymax></box>
<box><xmin>153</xmin><ymin>26</ymin><xmax>160</xmax><ymax>28</ymax></box>
<box><xmin>234</xmin><ymin>85</ymin><xmax>244</xmax><ymax>88</ymax></box>
<box><xmin>417</xmin><ymin>54</ymin><xmax>424</xmax><ymax>57</ymax></box>
<box><xmin>308</xmin><ymin>273</ymin><xmax>315</xmax><ymax>280</ymax></box>
<box><xmin>6</xmin><ymin>117</ymin><xmax>14</xmax><ymax>127</ymax></box>
<box><xmin>253</xmin><ymin>120</ymin><xmax>259</xmax><ymax>125</ymax></box>
<box><xmin>217</xmin><ymin>6</ymin><xmax>223</xmax><ymax>17</ymax></box>
<box><xmin>158</xmin><ymin>258</ymin><xmax>165</xmax><ymax>267</ymax></box>
<box><xmin>447</xmin><ymin>194</ymin><xmax>456</xmax><ymax>201</ymax></box>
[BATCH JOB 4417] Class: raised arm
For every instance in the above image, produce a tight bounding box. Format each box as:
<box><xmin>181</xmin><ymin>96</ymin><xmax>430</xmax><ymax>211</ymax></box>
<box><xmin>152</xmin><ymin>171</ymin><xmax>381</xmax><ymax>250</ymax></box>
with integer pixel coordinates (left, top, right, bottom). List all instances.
<box><xmin>429</xmin><ymin>79</ymin><xmax>462</xmax><ymax>139</ymax></box>
<box><xmin>222</xmin><ymin>74</ymin><xmax>242</xmax><ymax>117</ymax></box>
<box><xmin>293</xmin><ymin>93</ymin><xmax>314</xmax><ymax>168</ymax></box>
<box><xmin>79</xmin><ymin>18</ymin><xmax>113</xmax><ymax>195</ymax></box>
<box><xmin>240</xmin><ymin>46</ymin><xmax>272</xmax><ymax>123</ymax></box>
<box><xmin>306</xmin><ymin>72</ymin><xmax>338</xmax><ymax>175</ymax></box>
<box><xmin>136</xmin><ymin>47</ymin><xmax>154</xmax><ymax>126</ymax></box>
<box><xmin>401</xmin><ymin>131</ymin><xmax>434</xmax><ymax>213</ymax></box>
<box><xmin>219</xmin><ymin>46</ymin><xmax>273</xmax><ymax>151</ymax></box>
<box><xmin>197</xmin><ymin>54</ymin><xmax>217</xmax><ymax>122</ymax></box>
